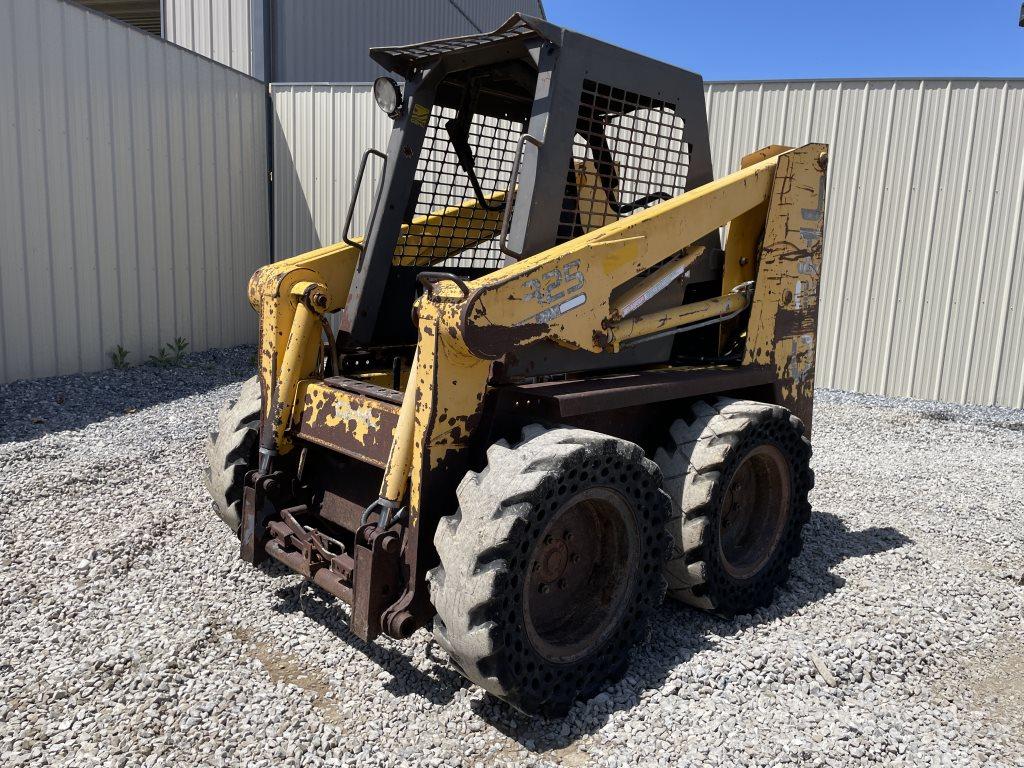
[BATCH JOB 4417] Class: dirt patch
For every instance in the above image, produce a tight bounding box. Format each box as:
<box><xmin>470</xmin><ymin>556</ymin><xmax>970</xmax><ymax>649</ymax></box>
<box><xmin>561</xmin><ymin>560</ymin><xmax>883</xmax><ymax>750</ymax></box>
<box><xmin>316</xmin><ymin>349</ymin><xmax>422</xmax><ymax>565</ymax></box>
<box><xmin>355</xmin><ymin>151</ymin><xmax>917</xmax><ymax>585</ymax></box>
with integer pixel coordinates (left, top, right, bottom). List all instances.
<box><xmin>920</xmin><ymin>409</ymin><xmax>956</xmax><ymax>423</ymax></box>
<box><xmin>234</xmin><ymin>628</ymin><xmax>344</xmax><ymax>726</ymax></box>
<box><xmin>493</xmin><ymin>739</ymin><xmax>591</xmax><ymax>767</ymax></box>
<box><xmin>545</xmin><ymin>744</ymin><xmax>592</xmax><ymax>766</ymax></box>
<box><xmin>970</xmin><ymin>650</ymin><xmax>1024</xmax><ymax>736</ymax></box>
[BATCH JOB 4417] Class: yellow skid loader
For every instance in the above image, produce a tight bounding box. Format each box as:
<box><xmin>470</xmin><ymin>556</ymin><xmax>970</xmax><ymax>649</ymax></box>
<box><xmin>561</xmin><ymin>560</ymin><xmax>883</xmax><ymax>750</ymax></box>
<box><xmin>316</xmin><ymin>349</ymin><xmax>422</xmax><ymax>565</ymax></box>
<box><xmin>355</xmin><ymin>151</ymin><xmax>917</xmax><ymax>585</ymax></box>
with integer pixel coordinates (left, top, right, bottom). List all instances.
<box><xmin>205</xmin><ymin>15</ymin><xmax>826</xmax><ymax>716</ymax></box>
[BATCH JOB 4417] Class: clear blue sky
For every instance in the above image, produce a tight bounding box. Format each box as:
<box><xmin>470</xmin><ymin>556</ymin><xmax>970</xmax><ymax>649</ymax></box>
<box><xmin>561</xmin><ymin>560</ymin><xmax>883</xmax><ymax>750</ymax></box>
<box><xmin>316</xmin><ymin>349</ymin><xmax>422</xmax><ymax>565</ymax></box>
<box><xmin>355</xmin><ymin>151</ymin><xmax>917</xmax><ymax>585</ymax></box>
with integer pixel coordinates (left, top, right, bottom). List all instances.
<box><xmin>541</xmin><ymin>0</ymin><xmax>1023</xmax><ymax>80</ymax></box>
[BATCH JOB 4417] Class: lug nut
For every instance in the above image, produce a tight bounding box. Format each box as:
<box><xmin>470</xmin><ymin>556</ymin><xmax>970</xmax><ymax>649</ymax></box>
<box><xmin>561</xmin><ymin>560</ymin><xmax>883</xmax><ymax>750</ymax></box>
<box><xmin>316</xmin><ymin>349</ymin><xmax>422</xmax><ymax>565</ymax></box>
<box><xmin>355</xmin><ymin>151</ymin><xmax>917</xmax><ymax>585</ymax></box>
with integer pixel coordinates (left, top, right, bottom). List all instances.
<box><xmin>538</xmin><ymin>583</ymin><xmax>550</xmax><ymax>594</ymax></box>
<box><xmin>569</xmin><ymin>553</ymin><xmax>580</xmax><ymax>564</ymax></box>
<box><xmin>563</xmin><ymin>530</ymin><xmax>573</xmax><ymax>542</ymax></box>
<box><xmin>557</xmin><ymin>578</ymin><xmax>567</xmax><ymax>590</ymax></box>
<box><xmin>542</xmin><ymin>534</ymin><xmax>553</xmax><ymax>545</ymax></box>
<box><xmin>532</xmin><ymin>561</ymin><xmax>541</xmax><ymax>572</ymax></box>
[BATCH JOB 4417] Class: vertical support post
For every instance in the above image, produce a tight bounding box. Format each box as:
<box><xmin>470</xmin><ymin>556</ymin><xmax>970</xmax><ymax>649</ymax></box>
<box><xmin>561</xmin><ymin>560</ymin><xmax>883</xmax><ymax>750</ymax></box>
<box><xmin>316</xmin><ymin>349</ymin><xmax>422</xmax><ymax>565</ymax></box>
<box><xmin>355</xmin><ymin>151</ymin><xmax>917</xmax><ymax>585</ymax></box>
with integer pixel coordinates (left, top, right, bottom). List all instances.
<box><xmin>260</xmin><ymin>281</ymin><xmax>327</xmax><ymax>466</ymax></box>
<box><xmin>742</xmin><ymin>144</ymin><xmax>829</xmax><ymax>434</ymax></box>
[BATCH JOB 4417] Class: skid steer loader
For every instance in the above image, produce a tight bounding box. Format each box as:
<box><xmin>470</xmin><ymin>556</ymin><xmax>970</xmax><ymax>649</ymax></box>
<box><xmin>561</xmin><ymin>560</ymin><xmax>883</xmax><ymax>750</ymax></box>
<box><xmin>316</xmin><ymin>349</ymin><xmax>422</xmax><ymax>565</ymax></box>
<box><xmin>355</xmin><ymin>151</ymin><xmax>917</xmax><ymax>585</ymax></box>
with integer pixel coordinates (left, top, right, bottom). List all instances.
<box><xmin>206</xmin><ymin>14</ymin><xmax>826</xmax><ymax>716</ymax></box>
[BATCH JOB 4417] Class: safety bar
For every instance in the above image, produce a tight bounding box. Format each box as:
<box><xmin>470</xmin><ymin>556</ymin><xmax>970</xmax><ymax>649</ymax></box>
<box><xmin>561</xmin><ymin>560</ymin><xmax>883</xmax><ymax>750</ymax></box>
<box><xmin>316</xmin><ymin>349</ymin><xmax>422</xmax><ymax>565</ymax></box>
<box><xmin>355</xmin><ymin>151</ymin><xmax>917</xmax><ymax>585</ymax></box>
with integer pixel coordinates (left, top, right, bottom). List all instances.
<box><xmin>417</xmin><ymin>271</ymin><xmax>470</xmax><ymax>300</ymax></box>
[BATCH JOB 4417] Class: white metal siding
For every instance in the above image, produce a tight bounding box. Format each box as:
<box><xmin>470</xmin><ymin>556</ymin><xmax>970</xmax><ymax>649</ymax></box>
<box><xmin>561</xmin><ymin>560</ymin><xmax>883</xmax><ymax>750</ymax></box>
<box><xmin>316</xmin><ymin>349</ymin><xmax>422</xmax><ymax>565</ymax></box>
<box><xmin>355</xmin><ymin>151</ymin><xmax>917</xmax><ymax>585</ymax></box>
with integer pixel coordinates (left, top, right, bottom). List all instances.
<box><xmin>706</xmin><ymin>79</ymin><xmax>1024</xmax><ymax>409</ymax></box>
<box><xmin>270</xmin><ymin>79</ymin><xmax>1024</xmax><ymax>409</ymax></box>
<box><xmin>270</xmin><ymin>84</ymin><xmax>391</xmax><ymax>260</ymax></box>
<box><xmin>163</xmin><ymin>0</ymin><xmax>543</xmax><ymax>83</ymax></box>
<box><xmin>0</xmin><ymin>0</ymin><xmax>269</xmax><ymax>384</ymax></box>
<box><xmin>162</xmin><ymin>0</ymin><xmax>259</xmax><ymax>78</ymax></box>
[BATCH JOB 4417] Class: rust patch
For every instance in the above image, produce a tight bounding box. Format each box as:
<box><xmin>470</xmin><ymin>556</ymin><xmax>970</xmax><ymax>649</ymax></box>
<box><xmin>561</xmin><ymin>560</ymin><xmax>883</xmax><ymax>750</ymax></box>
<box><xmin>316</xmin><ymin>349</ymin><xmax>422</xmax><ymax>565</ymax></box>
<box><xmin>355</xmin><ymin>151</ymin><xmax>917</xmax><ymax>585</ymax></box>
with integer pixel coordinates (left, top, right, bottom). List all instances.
<box><xmin>742</xmin><ymin>144</ymin><xmax>827</xmax><ymax>434</ymax></box>
<box><xmin>295</xmin><ymin>381</ymin><xmax>400</xmax><ymax>468</ymax></box>
<box><xmin>463</xmin><ymin>319</ymin><xmax>550</xmax><ymax>360</ymax></box>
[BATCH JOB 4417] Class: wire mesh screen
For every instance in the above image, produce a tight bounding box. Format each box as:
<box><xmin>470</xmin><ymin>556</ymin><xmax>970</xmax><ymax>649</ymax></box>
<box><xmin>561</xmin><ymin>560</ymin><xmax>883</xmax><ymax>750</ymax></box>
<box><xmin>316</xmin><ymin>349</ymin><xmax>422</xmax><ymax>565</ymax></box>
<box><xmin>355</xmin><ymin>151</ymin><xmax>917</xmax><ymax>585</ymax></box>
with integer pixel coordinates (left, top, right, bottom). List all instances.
<box><xmin>558</xmin><ymin>79</ymin><xmax>690</xmax><ymax>243</ymax></box>
<box><xmin>393</xmin><ymin>105</ymin><xmax>525</xmax><ymax>270</ymax></box>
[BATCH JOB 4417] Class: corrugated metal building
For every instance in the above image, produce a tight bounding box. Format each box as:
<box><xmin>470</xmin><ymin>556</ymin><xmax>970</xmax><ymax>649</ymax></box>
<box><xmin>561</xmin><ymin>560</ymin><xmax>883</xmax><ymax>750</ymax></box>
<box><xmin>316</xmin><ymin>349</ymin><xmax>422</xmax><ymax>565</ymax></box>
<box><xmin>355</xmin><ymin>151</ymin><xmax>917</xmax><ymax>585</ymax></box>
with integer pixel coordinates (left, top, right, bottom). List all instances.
<box><xmin>705</xmin><ymin>79</ymin><xmax>1024</xmax><ymax>410</ymax></box>
<box><xmin>163</xmin><ymin>0</ymin><xmax>546</xmax><ymax>81</ymax></box>
<box><xmin>76</xmin><ymin>0</ymin><xmax>161</xmax><ymax>35</ymax></box>
<box><xmin>268</xmin><ymin>78</ymin><xmax>1024</xmax><ymax>409</ymax></box>
<box><xmin>161</xmin><ymin>0</ymin><xmax>264</xmax><ymax>79</ymax></box>
<box><xmin>0</xmin><ymin>0</ymin><xmax>544</xmax><ymax>384</ymax></box>
<box><xmin>0</xmin><ymin>0</ymin><xmax>269</xmax><ymax>383</ymax></box>
<box><xmin>269</xmin><ymin>0</ymin><xmax>545</xmax><ymax>82</ymax></box>
<box><xmin>5</xmin><ymin>1</ymin><xmax>1021</xmax><ymax>409</ymax></box>
<box><xmin>270</xmin><ymin>84</ymin><xmax>392</xmax><ymax>261</ymax></box>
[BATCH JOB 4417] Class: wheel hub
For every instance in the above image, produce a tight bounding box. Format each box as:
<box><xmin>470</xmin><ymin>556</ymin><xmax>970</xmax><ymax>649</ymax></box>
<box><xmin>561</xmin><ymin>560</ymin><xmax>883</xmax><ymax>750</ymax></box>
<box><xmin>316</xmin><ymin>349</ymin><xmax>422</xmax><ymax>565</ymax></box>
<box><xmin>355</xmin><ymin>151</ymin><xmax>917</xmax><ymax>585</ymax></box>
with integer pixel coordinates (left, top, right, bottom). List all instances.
<box><xmin>718</xmin><ymin>442</ymin><xmax>792</xmax><ymax>580</ymax></box>
<box><xmin>535</xmin><ymin>537</ymin><xmax>569</xmax><ymax>584</ymax></box>
<box><xmin>523</xmin><ymin>487</ymin><xmax>639</xmax><ymax>664</ymax></box>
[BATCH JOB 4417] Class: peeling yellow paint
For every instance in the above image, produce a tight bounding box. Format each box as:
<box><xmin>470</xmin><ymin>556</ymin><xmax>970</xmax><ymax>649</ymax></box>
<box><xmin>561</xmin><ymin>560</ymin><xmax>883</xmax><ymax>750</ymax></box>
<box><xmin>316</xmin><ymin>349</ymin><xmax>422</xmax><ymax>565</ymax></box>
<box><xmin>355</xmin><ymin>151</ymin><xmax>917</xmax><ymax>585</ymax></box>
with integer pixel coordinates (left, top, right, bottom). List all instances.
<box><xmin>295</xmin><ymin>380</ymin><xmax>402</xmax><ymax>468</ymax></box>
<box><xmin>742</xmin><ymin>144</ymin><xmax>827</xmax><ymax>432</ymax></box>
<box><xmin>249</xmin><ymin>193</ymin><xmax>508</xmax><ymax>459</ymax></box>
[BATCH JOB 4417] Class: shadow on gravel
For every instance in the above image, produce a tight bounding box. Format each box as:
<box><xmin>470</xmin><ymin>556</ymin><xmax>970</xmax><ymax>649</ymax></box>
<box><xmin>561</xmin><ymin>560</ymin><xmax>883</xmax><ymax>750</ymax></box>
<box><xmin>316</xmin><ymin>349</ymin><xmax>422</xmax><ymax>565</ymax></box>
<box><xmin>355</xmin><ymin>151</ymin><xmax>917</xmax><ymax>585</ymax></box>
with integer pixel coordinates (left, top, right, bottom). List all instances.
<box><xmin>0</xmin><ymin>347</ymin><xmax>255</xmax><ymax>444</ymax></box>
<box><xmin>271</xmin><ymin>580</ymin><xmax>468</xmax><ymax>706</ymax></box>
<box><xmin>264</xmin><ymin>508</ymin><xmax>910</xmax><ymax>754</ymax></box>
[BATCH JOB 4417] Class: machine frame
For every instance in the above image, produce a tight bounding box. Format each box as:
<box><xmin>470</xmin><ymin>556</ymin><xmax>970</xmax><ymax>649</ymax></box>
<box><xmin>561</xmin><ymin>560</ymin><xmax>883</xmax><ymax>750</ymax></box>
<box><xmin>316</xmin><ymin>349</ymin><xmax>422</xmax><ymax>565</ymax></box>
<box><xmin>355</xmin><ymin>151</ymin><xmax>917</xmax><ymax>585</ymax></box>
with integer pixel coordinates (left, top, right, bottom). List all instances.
<box><xmin>243</xmin><ymin>142</ymin><xmax>826</xmax><ymax>641</ymax></box>
<box><xmin>231</xmin><ymin>14</ymin><xmax>828</xmax><ymax>645</ymax></box>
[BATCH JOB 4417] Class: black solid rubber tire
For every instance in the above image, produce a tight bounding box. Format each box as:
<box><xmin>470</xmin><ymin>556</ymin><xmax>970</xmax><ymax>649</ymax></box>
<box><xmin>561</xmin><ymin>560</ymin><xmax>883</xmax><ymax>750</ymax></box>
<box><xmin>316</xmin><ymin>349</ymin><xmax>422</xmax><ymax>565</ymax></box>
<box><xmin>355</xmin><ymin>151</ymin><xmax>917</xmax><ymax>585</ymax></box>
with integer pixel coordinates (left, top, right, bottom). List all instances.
<box><xmin>654</xmin><ymin>397</ymin><xmax>813</xmax><ymax>617</ymax></box>
<box><xmin>204</xmin><ymin>376</ymin><xmax>261</xmax><ymax>535</ymax></box>
<box><xmin>428</xmin><ymin>425</ymin><xmax>670</xmax><ymax>717</ymax></box>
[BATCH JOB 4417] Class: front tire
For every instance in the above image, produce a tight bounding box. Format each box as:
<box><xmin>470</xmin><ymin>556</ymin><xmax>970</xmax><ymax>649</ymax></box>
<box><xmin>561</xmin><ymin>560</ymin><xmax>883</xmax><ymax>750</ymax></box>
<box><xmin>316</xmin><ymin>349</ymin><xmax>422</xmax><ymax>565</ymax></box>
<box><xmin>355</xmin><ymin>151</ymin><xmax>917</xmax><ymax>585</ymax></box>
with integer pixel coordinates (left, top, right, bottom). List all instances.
<box><xmin>428</xmin><ymin>425</ymin><xmax>670</xmax><ymax>716</ymax></box>
<box><xmin>655</xmin><ymin>397</ymin><xmax>813</xmax><ymax>617</ymax></box>
<box><xmin>204</xmin><ymin>376</ymin><xmax>261</xmax><ymax>535</ymax></box>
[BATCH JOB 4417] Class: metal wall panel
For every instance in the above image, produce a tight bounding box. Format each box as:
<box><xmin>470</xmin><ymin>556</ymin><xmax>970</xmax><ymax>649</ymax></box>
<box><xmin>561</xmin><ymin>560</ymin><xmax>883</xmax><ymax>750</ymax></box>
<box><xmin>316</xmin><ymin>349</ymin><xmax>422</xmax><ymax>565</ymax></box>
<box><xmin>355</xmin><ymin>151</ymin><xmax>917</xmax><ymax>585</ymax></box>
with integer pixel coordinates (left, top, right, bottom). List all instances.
<box><xmin>271</xmin><ymin>0</ymin><xmax>544</xmax><ymax>83</ymax></box>
<box><xmin>706</xmin><ymin>79</ymin><xmax>1024</xmax><ymax>409</ymax></box>
<box><xmin>270</xmin><ymin>84</ymin><xmax>391</xmax><ymax>260</ymax></box>
<box><xmin>162</xmin><ymin>0</ymin><xmax>261</xmax><ymax>78</ymax></box>
<box><xmin>0</xmin><ymin>0</ymin><xmax>269</xmax><ymax>383</ymax></box>
<box><xmin>270</xmin><ymin>78</ymin><xmax>1024</xmax><ymax>408</ymax></box>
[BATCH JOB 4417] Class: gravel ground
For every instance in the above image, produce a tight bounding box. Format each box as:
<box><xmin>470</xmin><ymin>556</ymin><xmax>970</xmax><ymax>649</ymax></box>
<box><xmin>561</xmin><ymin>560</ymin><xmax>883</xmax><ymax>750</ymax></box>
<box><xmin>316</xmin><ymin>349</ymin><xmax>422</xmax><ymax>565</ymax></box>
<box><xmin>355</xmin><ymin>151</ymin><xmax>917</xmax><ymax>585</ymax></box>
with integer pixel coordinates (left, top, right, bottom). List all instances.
<box><xmin>1</xmin><ymin>346</ymin><xmax>1022</xmax><ymax>767</ymax></box>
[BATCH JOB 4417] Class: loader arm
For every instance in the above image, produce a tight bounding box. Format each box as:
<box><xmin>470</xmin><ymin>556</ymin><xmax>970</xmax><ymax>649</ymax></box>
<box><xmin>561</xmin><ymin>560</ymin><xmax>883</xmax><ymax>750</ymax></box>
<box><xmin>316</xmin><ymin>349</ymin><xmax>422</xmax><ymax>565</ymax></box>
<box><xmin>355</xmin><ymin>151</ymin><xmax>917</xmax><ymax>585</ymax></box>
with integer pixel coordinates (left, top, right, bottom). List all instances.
<box><xmin>458</xmin><ymin>151</ymin><xmax>778</xmax><ymax>357</ymax></box>
<box><xmin>378</xmin><ymin>143</ymin><xmax>828</xmax><ymax>519</ymax></box>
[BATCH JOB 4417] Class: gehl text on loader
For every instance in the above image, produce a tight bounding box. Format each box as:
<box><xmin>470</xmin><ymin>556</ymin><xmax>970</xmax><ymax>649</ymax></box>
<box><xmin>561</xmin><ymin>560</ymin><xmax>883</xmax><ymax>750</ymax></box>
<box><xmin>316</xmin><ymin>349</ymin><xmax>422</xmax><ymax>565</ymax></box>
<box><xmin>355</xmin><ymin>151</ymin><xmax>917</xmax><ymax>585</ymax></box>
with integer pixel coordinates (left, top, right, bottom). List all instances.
<box><xmin>205</xmin><ymin>14</ymin><xmax>827</xmax><ymax>716</ymax></box>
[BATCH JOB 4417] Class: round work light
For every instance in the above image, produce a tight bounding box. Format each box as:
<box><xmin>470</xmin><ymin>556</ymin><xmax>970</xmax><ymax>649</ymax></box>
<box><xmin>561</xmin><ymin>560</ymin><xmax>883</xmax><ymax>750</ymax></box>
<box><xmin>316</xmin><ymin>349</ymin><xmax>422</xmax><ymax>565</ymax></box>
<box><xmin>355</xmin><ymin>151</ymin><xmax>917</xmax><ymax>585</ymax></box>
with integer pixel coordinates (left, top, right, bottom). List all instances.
<box><xmin>373</xmin><ymin>76</ymin><xmax>403</xmax><ymax>119</ymax></box>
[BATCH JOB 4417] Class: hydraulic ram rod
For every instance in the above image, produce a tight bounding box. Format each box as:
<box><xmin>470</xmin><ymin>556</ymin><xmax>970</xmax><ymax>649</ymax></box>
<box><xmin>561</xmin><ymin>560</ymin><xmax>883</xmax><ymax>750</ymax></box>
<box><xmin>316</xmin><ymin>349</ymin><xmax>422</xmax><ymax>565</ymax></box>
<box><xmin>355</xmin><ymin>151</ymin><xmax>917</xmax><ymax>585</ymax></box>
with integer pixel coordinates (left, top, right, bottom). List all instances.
<box><xmin>378</xmin><ymin>348</ymin><xmax>419</xmax><ymax>508</ymax></box>
<box><xmin>610</xmin><ymin>246</ymin><xmax>705</xmax><ymax>320</ymax></box>
<box><xmin>606</xmin><ymin>291</ymin><xmax>750</xmax><ymax>348</ymax></box>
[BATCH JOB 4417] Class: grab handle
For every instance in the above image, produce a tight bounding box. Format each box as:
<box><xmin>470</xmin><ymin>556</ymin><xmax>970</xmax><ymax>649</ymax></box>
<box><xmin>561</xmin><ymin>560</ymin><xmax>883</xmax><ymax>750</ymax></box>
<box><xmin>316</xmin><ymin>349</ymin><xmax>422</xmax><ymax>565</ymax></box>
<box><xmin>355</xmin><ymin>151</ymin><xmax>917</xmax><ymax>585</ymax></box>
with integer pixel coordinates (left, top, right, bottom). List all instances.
<box><xmin>417</xmin><ymin>271</ymin><xmax>470</xmax><ymax>300</ymax></box>
<box><xmin>499</xmin><ymin>133</ymin><xmax>543</xmax><ymax>260</ymax></box>
<box><xmin>342</xmin><ymin>148</ymin><xmax>388</xmax><ymax>251</ymax></box>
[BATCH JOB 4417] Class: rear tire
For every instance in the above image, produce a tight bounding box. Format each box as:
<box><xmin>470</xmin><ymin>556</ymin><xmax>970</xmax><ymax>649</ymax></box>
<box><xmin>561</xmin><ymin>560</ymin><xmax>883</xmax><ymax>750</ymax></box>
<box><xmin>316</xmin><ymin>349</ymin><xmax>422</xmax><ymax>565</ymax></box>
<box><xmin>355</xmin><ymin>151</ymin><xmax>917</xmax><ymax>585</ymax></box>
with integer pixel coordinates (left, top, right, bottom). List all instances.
<box><xmin>428</xmin><ymin>425</ymin><xmax>670</xmax><ymax>717</ymax></box>
<box><xmin>204</xmin><ymin>376</ymin><xmax>261</xmax><ymax>535</ymax></box>
<box><xmin>654</xmin><ymin>397</ymin><xmax>813</xmax><ymax>616</ymax></box>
